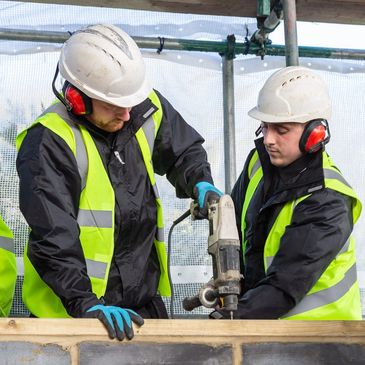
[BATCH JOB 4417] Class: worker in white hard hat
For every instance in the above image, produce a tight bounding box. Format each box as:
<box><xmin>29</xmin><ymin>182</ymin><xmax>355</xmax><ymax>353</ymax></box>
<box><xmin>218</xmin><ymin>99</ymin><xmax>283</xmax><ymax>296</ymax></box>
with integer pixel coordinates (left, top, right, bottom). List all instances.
<box><xmin>16</xmin><ymin>24</ymin><xmax>222</xmax><ymax>340</ymax></box>
<box><xmin>211</xmin><ymin>66</ymin><xmax>362</xmax><ymax>320</ymax></box>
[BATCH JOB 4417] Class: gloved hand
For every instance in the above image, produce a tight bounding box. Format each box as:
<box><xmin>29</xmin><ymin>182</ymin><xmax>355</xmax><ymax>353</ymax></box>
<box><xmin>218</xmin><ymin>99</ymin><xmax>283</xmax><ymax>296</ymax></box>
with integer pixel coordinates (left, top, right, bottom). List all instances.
<box><xmin>85</xmin><ymin>304</ymin><xmax>144</xmax><ymax>341</ymax></box>
<box><xmin>193</xmin><ymin>182</ymin><xmax>223</xmax><ymax>219</ymax></box>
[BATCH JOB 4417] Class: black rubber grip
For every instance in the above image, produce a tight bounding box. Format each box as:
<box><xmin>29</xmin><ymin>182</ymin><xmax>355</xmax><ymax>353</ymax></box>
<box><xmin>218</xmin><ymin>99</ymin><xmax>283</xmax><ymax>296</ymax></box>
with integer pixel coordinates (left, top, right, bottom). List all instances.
<box><xmin>182</xmin><ymin>296</ymin><xmax>202</xmax><ymax>311</ymax></box>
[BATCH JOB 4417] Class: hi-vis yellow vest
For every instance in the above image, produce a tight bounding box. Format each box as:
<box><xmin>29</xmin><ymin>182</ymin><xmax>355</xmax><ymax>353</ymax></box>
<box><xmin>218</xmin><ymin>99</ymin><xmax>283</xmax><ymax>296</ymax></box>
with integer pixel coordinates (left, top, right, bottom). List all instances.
<box><xmin>16</xmin><ymin>91</ymin><xmax>171</xmax><ymax>318</ymax></box>
<box><xmin>0</xmin><ymin>215</ymin><xmax>16</xmax><ymax>317</ymax></box>
<box><xmin>241</xmin><ymin>151</ymin><xmax>362</xmax><ymax>320</ymax></box>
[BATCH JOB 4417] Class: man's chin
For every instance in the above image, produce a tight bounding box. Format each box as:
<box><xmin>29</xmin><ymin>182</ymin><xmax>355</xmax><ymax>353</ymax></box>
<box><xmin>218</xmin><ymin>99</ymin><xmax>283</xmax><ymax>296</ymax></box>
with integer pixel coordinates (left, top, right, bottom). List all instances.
<box><xmin>269</xmin><ymin>156</ymin><xmax>285</xmax><ymax>167</ymax></box>
<box><xmin>107</xmin><ymin>122</ymin><xmax>125</xmax><ymax>132</ymax></box>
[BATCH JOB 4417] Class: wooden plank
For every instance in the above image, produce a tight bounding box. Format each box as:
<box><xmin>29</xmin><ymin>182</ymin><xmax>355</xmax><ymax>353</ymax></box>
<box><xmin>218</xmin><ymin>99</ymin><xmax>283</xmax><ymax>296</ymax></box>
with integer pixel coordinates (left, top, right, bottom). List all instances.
<box><xmin>1</xmin><ymin>318</ymin><xmax>365</xmax><ymax>341</ymax></box>
<box><xmin>5</xmin><ymin>0</ymin><xmax>365</xmax><ymax>25</ymax></box>
<box><xmin>296</xmin><ymin>0</ymin><xmax>365</xmax><ymax>24</ymax></box>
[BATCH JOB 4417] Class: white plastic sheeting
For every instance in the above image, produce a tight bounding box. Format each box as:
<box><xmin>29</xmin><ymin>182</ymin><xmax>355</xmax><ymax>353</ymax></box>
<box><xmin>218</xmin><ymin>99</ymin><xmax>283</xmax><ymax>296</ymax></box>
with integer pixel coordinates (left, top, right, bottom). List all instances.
<box><xmin>1</xmin><ymin>1</ymin><xmax>365</xmax><ymax>317</ymax></box>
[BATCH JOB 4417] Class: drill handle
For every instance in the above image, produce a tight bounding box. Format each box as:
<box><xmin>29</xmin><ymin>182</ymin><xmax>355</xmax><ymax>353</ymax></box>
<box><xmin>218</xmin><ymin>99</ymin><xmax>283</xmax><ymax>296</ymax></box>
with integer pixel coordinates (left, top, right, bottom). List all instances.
<box><xmin>183</xmin><ymin>285</ymin><xmax>218</xmax><ymax>312</ymax></box>
<box><xmin>182</xmin><ymin>295</ymin><xmax>202</xmax><ymax>312</ymax></box>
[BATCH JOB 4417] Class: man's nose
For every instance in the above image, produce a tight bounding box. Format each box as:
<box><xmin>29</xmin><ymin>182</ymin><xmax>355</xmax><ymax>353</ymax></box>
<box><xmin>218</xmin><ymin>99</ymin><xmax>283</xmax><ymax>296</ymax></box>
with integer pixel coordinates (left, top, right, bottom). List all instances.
<box><xmin>115</xmin><ymin>107</ymin><xmax>131</xmax><ymax>120</ymax></box>
<box><xmin>263</xmin><ymin>127</ymin><xmax>275</xmax><ymax>145</ymax></box>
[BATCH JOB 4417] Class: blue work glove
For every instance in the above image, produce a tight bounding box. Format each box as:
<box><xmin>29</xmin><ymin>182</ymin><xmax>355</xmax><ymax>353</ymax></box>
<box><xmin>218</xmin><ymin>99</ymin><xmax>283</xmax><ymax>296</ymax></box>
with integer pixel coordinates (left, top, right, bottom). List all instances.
<box><xmin>85</xmin><ymin>304</ymin><xmax>144</xmax><ymax>341</ymax></box>
<box><xmin>193</xmin><ymin>182</ymin><xmax>223</xmax><ymax>219</ymax></box>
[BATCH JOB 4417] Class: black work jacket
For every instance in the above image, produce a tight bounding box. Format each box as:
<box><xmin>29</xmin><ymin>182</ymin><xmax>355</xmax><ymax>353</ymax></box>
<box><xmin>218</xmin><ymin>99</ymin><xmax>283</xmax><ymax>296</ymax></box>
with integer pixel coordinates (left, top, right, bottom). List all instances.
<box><xmin>17</xmin><ymin>90</ymin><xmax>213</xmax><ymax>317</ymax></box>
<box><xmin>229</xmin><ymin>138</ymin><xmax>353</xmax><ymax>319</ymax></box>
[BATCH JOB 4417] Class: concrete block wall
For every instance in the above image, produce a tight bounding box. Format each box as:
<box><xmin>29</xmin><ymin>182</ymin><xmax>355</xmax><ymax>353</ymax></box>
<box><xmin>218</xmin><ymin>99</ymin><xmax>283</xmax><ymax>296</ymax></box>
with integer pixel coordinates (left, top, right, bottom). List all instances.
<box><xmin>0</xmin><ymin>319</ymin><xmax>364</xmax><ymax>365</ymax></box>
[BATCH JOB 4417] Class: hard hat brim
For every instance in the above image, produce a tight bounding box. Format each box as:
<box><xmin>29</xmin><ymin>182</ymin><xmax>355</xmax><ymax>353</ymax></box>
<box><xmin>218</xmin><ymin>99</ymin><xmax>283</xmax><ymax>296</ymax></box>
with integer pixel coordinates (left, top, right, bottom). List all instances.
<box><xmin>91</xmin><ymin>77</ymin><xmax>153</xmax><ymax>108</ymax></box>
<box><xmin>248</xmin><ymin>106</ymin><xmax>331</xmax><ymax>124</ymax></box>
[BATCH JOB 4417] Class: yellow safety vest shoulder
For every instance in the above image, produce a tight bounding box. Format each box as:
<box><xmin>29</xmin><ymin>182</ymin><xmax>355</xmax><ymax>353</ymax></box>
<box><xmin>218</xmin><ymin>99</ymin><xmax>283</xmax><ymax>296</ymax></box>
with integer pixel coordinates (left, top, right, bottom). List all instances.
<box><xmin>17</xmin><ymin>91</ymin><xmax>171</xmax><ymax>318</ymax></box>
<box><xmin>0</xmin><ymin>215</ymin><xmax>16</xmax><ymax>317</ymax></box>
<box><xmin>242</xmin><ymin>150</ymin><xmax>362</xmax><ymax>320</ymax></box>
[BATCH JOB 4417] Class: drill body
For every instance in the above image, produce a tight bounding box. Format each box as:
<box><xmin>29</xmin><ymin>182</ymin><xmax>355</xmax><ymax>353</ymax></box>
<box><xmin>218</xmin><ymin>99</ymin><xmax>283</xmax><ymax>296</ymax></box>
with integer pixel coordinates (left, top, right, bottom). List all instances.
<box><xmin>208</xmin><ymin>194</ymin><xmax>241</xmax><ymax>311</ymax></box>
<box><xmin>183</xmin><ymin>195</ymin><xmax>241</xmax><ymax>313</ymax></box>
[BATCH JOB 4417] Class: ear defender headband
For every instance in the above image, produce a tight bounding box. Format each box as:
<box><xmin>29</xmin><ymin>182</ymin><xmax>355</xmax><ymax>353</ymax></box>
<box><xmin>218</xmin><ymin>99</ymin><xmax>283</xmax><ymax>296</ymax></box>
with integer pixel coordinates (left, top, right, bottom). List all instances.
<box><xmin>52</xmin><ymin>63</ymin><xmax>93</xmax><ymax>116</ymax></box>
<box><xmin>299</xmin><ymin>119</ymin><xmax>331</xmax><ymax>154</ymax></box>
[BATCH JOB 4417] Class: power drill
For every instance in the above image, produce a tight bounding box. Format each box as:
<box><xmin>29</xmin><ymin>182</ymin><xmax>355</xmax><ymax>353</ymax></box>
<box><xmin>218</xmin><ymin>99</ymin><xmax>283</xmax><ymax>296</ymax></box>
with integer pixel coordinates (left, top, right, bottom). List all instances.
<box><xmin>182</xmin><ymin>194</ymin><xmax>241</xmax><ymax>319</ymax></box>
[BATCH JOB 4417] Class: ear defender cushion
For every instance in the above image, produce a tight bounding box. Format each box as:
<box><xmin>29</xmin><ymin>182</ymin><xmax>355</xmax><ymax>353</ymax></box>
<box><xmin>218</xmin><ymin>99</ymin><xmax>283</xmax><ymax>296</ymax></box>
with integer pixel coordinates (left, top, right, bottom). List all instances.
<box><xmin>62</xmin><ymin>82</ymin><xmax>93</xmax><ymax>115</ymax></box>
<box><xmin>299</xmin><ymin>119</ymin><xmax>329</xmax><ymax>153</ymax></box>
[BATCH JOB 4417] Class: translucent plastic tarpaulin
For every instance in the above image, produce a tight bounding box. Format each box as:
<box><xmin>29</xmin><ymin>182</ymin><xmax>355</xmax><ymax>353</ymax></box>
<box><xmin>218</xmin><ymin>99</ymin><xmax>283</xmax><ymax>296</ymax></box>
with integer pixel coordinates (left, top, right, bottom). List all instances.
<box><xmin>1</xmin><ymin>1</ymin><xmax>365</xmax><ymax>318</ymax></box>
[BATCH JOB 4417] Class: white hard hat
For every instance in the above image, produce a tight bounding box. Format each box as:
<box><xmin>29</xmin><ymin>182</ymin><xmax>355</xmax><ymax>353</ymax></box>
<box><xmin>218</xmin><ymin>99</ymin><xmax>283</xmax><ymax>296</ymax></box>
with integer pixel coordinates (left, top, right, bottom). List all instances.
<box><xmin>59</xmin><ymin>24</ymin><xmax>151</xmax><ymax>108</ymax></box>
<box><xmin>248</xmin><ymin>66</ymin><xmax>331</xmax><ymax>123</ymax></box>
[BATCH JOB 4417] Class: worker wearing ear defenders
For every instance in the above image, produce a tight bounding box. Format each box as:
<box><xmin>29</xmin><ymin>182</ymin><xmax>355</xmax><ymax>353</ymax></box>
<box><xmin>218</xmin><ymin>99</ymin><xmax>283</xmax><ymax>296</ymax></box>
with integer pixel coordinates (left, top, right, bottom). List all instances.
<box><xmin>16</xmin><ymin>23</ymin><xmax>222</xmax><ymax>340</ymax></box>
<box><xmin>212</xmin><ymin>66</ymin><xmax>362</xmax><ymax>321</ymax></box>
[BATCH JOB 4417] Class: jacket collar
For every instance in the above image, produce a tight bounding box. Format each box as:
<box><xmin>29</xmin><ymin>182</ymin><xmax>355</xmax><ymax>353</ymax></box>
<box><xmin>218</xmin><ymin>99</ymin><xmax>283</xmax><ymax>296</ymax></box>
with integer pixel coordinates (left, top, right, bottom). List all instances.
<box><xmin>64</xmin><ymin>97</ymin><xmax>158</xmax><ymax>146</ymax></box>
<box><xmin>254</xmin><ymin>137</ymin><xmax>325</xmax><ymax>208</ymax></box>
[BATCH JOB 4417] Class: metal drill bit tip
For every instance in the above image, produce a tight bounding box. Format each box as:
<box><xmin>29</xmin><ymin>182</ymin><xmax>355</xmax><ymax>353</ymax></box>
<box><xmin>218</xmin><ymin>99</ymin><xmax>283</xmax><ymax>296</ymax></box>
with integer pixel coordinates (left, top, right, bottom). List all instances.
<box><xmin>230</xmin><ymin>311</ymin><xmax>233</xmax><ymax>320</ymax></box>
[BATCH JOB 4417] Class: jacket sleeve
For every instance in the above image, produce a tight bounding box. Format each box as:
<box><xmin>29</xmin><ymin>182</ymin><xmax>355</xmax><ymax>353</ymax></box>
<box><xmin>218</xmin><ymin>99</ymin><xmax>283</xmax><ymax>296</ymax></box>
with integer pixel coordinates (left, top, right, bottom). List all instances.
<box><xmin>16</xmin><ymin>125</ymin><xmax>101</xmax><ymax>317</ymax></box>
<box><xmin>151</xmin><ymin>90</ymin><xmax>214</xmax><ymax>198</ymax></box>
<box><xmin>226</xmin><ymin>188</ymin><xmax>354</xmax><ymax>319</ymax></box>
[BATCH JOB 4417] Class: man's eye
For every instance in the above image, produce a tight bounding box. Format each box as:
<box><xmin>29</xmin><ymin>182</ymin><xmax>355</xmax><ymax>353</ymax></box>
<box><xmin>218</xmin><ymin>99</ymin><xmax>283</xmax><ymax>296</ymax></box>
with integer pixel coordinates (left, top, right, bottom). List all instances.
<box><xmin>278</xmin><ymin>129</ymin><xmax>288</xmax><ymax>135</ymax></box>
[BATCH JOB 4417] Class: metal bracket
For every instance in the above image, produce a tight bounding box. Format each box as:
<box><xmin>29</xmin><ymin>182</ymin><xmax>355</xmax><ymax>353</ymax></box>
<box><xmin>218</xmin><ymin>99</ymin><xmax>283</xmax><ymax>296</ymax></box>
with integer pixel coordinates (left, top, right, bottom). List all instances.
<box><xmin>220</xmin><ymin>34</ymin><xmax>236</xmax><ymax>60</ymax></box>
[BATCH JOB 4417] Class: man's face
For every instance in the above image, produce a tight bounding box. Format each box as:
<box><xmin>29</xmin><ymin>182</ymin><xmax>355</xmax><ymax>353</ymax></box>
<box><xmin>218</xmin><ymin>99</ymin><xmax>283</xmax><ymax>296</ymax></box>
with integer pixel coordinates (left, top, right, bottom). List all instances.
<box><xmin>86</xmin><ymin>99</ymin><xmax>132</xmax><ymax>133</ymax></box>
<box><xmin>261</xmin><ymin>121</ymin><xmax>306</xmax><ymax>167</ymax></box>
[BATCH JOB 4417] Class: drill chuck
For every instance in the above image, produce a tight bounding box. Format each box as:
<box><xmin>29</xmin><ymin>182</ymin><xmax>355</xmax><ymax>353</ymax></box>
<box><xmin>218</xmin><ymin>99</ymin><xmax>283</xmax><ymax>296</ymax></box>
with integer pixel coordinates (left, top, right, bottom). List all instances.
<box><xmin>222</xmin><ymin>293</ymin><xmax>238</xmax><ymax>312</ymax></box>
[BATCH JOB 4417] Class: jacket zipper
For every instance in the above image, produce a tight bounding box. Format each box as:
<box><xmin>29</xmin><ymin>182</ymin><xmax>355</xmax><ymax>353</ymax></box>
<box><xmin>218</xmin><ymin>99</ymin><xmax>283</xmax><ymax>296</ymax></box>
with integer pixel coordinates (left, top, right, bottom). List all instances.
<box><xmin>114</xmin><ymin>150</ymin><xmax>125</xmax><ymax>165</ymax></box>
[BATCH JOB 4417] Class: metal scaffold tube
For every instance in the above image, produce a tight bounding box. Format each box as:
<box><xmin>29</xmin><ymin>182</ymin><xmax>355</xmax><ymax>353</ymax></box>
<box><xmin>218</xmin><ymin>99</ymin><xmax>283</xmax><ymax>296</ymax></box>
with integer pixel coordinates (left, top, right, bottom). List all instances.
<box><xmin>283</xmin><ymin>0</ymin><xmax>299</xmax><ymax>66</ymax></box>
<box><xmin>1</xmin><ymin>28</ymin><xmax>365</xmax><ymax>60</ymax></box>
<box><xmin>221</xmin><ymin>35</ymin><xmax>237</xmax><ymax>194</ymax></box>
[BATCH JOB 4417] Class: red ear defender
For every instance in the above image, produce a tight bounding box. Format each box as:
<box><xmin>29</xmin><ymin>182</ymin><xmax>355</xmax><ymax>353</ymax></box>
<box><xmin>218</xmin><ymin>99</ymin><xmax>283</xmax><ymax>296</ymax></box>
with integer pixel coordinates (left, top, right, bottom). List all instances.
<box><xmin>62</xmin><ymin>82</ymin><xmax>93</xmax><ymax>116</ymax></box>
<box><xmin>299</xmin><ymin>119</ymin><xmax>331</xmax><ymax>153</ymax></box>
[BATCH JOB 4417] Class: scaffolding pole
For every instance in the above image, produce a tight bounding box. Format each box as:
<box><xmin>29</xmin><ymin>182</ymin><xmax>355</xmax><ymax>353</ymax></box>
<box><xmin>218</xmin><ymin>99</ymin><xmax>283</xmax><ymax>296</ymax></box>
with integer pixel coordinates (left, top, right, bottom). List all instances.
<box><xmin>221</xmin><ymin>35</ymin><xmax>237</xmax><ymax>194</ymax></box>
<box><xmin>283</xmin><ymin>0</ymin><xmax>299</xmax><ymax>66</ymax></box>
<box><xmin>1</xmin><ymin>28</ymin><xmax>365</xmax><ymax>60</ymax></box>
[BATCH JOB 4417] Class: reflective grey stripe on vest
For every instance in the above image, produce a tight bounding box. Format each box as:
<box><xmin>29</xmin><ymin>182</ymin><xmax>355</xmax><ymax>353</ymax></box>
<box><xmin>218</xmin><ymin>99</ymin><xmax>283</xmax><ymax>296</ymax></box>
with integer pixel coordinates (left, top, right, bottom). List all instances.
<box><xmin>141</xmin><ymin>115</ymin><xmax>156</xmax><ymax>154</ymax></box>
<box><xmin>153</xmin><ymin>184</ymin><xmax>160</xmax><ymax>200</ymax></box>
<box><xmin>77</xmin><ymin>209</ymin><xmax>113</xmax><ymax>228</ymax></box>
<box><xmin>85</xmin><ymin>258</ymin><xmax>107</xmax><ymax>279</ymax></box>
<box><xmin>67</xmin><ymin>122</ymin><xmax>88</xmax><ymax>191</ymax></box>
<box><xmin>0</xmin><ymin>236</ymin><xmax>14</xmax><ymax>253</ymax></box>
<box><xmin>46</xmin><ymin>104</ymin><xmax>88</xmax><ymax>190</ymax></box>
<box><xmin>266</xmin><ymin>256</ymin><xmax>274</xmax><ymax>268</ymax></box>
<box><xmin>249</xmin><ymin>157</ymin><xmax>261</xmax><ymax>180</ymax></box>
<box><xmin>156</xmin><ymin>227</ymin><xmax>164</xmax><ymax>242</ymax></box>
<box><xmin>282</xmin><ymin>263</ymin><xmax>357</xmax><ymax>318</ymax></box>
<box><xmin>324</xmin><ymin>168</ymin><xmax>352</xmax><ymax>188</ymax></box>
